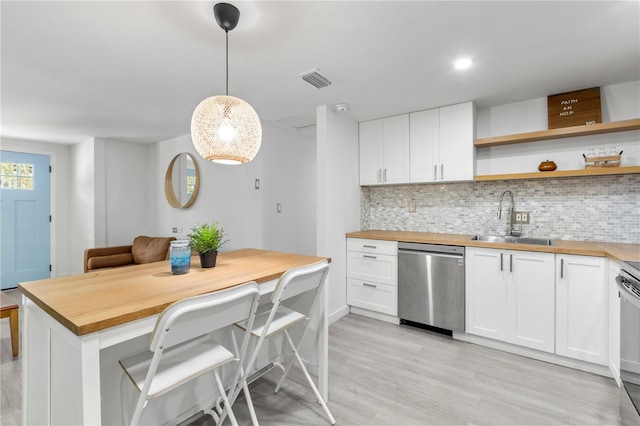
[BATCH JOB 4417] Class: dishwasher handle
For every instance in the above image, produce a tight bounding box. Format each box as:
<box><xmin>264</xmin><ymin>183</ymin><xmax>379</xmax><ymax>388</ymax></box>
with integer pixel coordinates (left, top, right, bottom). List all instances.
<box><xmin>398</xmin><ymin>249</ymin><xmax>463</xmax><ymax>260</ymax></box>
<box><xmin>398</xmin><ymin>242</ymin><xmax>464</xmax><ymax>256</ymax></box>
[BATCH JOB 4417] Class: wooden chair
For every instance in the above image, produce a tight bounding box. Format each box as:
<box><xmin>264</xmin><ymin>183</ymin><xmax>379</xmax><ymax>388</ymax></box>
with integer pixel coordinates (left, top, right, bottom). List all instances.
<box><xmin>118</xmin><ymin>282</ymin><xmax>261</xmax><ymax>426</ymax></box>
<box><xmin>0</xmin><ymin>292</ymin><xmax>19</xmax><ymax>357</ymax></box>
<box><xmin>232</xmin><ymin>260</ymin><xmax>335</xmax><ymax>425</ymax></box>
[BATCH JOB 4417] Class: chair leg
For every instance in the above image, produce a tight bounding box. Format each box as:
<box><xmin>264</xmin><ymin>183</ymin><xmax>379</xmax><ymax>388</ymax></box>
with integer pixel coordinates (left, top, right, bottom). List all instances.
<box><xmin>214</xmin><ymin>371</ymin><xmax>238</xmax><ymax>426</ymax></box>
<box><xmin>219</xmin><ymin>365</ymin><xmax>258</xmax><ymax>426</ymax></box>
<box><xmin>275</xmin><ymin>318</ymin><xmax>310</xmax><ymax>393</ymax></box>
<box><xmin>221</xmin><ymin>330</ymin><xmax>259</xmax><ymax>426</ymax></box>
<box><xmin>203</xmin><ymin>408</ymin><xmax>220</xmax><ymax>424</ymax></box>
<box><xmin>129</xmin><ymin>397</ymin><xmax>148</xmax><ymax>426</ymax></box>
<box><xmin>283</xmin><ymin>330</ymin><xmax>336</xmax><ymax>425</ymax></box>
<box><xmin>241</xmin><ymin>374</ymin><xmax>259</xmax><ymax>426</ymax></box>
<box><xmin>274</xmin><ymin>350</ymin><xmax>296</xmax><ymax>394</ymax></box>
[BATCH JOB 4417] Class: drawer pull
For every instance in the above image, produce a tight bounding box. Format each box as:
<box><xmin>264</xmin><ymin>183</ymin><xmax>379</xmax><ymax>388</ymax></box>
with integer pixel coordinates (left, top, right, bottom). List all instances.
<box><xmin>362</xmin><ymin>245</ymin><xmax>377</xmax><ymax>249</ymax></box>
<box><xmin>362</xmin><ymin>255</ymin><xmax>377</xmax><ymax>259</ymax></box>
<box><xmin>362</xmin><ymin>283</ymin><xmax>377</xmax><ymax>288</ymax></box>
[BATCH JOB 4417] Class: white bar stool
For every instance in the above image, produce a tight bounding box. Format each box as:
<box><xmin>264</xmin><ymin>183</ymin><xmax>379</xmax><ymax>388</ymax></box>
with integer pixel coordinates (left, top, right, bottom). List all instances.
<box><xmin>231</xmin><ymin>260</ymin><xmax>336</xmax><ymax>425</ymax></box>
<box><xmin>118</xmin><ymin>282</ymin><xmax>261</xmax><ymax>426</ymax></box>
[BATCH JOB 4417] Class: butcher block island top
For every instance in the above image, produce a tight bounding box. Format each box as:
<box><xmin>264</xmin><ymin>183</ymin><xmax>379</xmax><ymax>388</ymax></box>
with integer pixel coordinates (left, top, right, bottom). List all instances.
<box><xmin>346</xmin><ymin>230</ymin><xmax>640</xmax><ymax>262</ymax></box>
<box><xmin>19</xmin><ymin>248</ymin><xmax>330</xmax><ymax>336</ymax></box>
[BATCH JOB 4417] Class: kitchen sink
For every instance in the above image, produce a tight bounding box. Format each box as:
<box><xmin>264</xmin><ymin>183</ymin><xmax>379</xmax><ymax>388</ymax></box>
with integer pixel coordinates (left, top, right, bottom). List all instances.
<box><xmin>470</xmin><ymin>235</ymin><xmax>554</xmax><ymax>246</ymax></box>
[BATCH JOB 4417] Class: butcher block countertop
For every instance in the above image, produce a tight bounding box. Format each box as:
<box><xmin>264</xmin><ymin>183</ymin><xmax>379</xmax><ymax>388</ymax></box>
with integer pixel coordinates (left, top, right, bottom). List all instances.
<box><xmin>19</xmin><ymin>248</ymin><xmax>330</xmax><ymax>336</ymax></box>
<box><xmin>346</xmin><ymin>230</ymin><xmax>640</xmax><ymax>263</ymax></box>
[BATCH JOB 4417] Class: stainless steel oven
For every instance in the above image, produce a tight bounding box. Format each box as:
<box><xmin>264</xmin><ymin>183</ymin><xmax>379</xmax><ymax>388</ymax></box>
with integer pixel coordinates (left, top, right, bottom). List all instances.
<box><xmin>616</xmin><ymin>261</ymin><xmax>640</xmax><ymax>424</ymax></box>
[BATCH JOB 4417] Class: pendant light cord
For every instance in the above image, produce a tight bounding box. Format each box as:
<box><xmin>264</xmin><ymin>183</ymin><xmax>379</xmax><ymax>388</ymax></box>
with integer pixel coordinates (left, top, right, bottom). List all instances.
<box><xmin>225</xmin><ymin>30</ymin><xmax>229</xmax><ymax>96</ymax></box>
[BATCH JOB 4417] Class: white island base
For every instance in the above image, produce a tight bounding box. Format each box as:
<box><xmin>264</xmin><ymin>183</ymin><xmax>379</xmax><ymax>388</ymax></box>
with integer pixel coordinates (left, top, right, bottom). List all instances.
<box><xmin>22</xmin><ymin>278</ymin><xmax>328</xmax><ymax>425</ymax></box>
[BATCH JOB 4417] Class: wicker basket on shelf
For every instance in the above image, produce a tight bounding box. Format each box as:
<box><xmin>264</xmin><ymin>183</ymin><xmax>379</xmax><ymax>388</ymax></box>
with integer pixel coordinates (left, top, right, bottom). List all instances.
<box><xmin>584</xmin><ymin>155</ymin><xmax>621</xmax><ymax>169</ymax></box>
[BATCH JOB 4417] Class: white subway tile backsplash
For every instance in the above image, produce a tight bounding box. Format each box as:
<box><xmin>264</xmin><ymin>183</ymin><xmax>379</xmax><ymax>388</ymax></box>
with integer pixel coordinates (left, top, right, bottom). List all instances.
<box><xmin>361</xmin><ymin>175</ymin><xmax>640</xmax><ymax>244</ymax></box>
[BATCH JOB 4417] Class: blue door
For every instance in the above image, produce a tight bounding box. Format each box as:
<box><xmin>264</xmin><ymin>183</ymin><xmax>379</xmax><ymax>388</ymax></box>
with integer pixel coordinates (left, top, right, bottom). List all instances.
<box><xmin>0</xmin><ymin>151</ymin><xmax>51</xmax><ymax>289</ymax></box>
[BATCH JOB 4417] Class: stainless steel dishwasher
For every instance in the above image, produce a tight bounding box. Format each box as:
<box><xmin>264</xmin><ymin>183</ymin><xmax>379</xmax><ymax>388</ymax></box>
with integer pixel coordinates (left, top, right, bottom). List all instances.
<box><xmin>398</xmin><ymin>242</ymin><xmax>465</xmax><ymax>333</ymax></box>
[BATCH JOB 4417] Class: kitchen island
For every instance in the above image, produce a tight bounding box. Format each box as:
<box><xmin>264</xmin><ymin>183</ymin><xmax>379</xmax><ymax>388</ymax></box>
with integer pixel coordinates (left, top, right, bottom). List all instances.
<box><xmin>19</xmin><ymin>248</ymin><xmax>331</xmax><ymax>425</ymax></box>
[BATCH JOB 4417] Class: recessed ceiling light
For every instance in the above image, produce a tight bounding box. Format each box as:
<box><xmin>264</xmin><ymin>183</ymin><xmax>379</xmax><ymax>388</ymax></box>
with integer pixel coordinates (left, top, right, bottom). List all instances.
<box><xmin>454</xmin><ymin>57</ymin><xmax>473</xmax><ymax>70</ymax></box>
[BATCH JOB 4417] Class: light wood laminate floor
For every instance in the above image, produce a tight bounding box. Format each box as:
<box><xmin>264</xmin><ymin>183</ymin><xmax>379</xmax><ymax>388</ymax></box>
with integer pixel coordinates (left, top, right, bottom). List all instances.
<box><xmin>0</xmin><ymin>290</ymin><xmax>623</xmax><ymax>425</ymax></box>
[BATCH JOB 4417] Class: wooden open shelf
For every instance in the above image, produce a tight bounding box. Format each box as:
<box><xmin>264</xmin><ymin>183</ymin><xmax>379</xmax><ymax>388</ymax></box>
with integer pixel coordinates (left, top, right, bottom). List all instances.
<box><xmin>475</xmin><ymin>166</ymin><xmax>640</xmax><ymax>181</ymax></box>
<box><xmin>474</xmin><ymin>118</ymin><xmax>640</xmax><ymax>148</ymax></box>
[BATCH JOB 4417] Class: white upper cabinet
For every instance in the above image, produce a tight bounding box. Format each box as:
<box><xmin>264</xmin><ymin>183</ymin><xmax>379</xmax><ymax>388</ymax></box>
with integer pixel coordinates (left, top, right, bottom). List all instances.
<box><xmin>439</xmin><ymin>102</ymin><xmax>476</xmax><ymax>181</ymax></box>
<box><xmin>359</xmin><ymin>120</ymin><xmax>382</xmax><ymax>185</ymax></box>
<box><xmin>359</xmin><ymin>115</ymin><xmax>410</xmax><ymax>185</ymax></box>
<box><xmin>410</xmin><ymin>101</ymin><xmax>475</xmax><ymax>183</ymax></box>
<box><xmin>409</xmin><ymin>108</ymin><xmax>439</xmax><ymax>182</ymax></box>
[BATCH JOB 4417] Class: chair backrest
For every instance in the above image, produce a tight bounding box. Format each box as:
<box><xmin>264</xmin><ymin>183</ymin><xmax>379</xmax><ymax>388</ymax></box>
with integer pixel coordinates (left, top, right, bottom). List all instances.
<box><xmin>150</xmin><ymin>282</ymin><xmax>261</xmax><ymax>352</ymax></box>
<box><xmin>270</xmin><ymin>260</ymin><xmax>329</xmax><ymax>307</ymax></box>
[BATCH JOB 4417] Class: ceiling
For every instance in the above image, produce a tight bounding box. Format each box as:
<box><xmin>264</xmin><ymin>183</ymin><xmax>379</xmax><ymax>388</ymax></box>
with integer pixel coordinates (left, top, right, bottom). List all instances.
<box><xmin>2</xmin><ymin>1</ymin><xmax>639</xmax><ymax>145</ymax></box>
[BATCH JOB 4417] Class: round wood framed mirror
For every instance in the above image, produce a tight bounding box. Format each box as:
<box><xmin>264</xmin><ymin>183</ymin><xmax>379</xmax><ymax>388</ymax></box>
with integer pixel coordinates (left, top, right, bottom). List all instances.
<box><xmin>165</xmin><ymin>153</ymin><xmax>200</xmax><ymax>209</ymax></box>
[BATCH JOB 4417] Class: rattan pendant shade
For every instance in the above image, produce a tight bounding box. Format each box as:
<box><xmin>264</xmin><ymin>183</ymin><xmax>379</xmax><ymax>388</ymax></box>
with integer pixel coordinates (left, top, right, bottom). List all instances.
<box><xmin>191</xmin><ymin>3</ymin><xmax>262</xmax><ymax>165</ymax></box>
<box><xmin>191</xmin><ymin>95</ymin><xmax>261</xmax><ymax>164</ymax></box>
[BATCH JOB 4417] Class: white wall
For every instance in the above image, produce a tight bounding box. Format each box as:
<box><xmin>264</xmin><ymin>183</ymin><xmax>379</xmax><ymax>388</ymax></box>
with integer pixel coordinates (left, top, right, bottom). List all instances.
<box><xmin>149</xmin><ymin>125</ymin><xmax>319</xmax><ymax>256</ymax></box>
<box><xmin>0</xmin><ymin>137</ymin><xmax>72</xmax><ymax>276</ymax></box>
<box><xmin>69</xmin><ymin>138</ymin><xmax>96</xmax><ymax>274</ymax></box>
<box><xmin>316</xmin><ymin>105</ymin><xmax>360</xmax><ymax>324</ymax></box>
<box><xmin>261</xmin><ymin>125</ymin><xmax>317</xmax><ymax>255</ymax></box>
<box><xmin>149</xmin><ymin>134</ymin><xmax>264</xmax><ymax>251</ymax></box>
<box><xmin>103</xmin><ymin>140</ymin><xmax>152</xmax><ymax>245</ymax></box>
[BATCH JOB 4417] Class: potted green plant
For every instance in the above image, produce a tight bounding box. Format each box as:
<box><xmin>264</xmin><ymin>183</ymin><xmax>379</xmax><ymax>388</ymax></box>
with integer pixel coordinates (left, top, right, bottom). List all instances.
<box><xmin>187</xmin><ymin>222</ymin><xmax>229</xmax><ymax>268</ymax></box>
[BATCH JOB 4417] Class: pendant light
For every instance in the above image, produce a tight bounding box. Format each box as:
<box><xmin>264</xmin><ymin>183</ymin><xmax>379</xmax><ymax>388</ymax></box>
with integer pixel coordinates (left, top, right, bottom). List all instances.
<box><xmin>191</xmin><ymin>2</ymin><xmax>262</xmax><ymax>165</ymax></box>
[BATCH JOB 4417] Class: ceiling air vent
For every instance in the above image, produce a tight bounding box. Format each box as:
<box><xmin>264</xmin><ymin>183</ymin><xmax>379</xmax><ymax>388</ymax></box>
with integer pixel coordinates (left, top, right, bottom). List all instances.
<box><xmin>299</xmin><ymin>68</ymin><xmax>332</xmax><ymax>89</ymax></box>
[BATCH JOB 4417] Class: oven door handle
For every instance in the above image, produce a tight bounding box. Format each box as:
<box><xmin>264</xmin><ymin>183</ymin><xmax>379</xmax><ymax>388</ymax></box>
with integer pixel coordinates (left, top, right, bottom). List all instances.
<box><xmin>616</xmin><ymin>274</ymin><xmax>640</xmax><ymax>309</ymax></box>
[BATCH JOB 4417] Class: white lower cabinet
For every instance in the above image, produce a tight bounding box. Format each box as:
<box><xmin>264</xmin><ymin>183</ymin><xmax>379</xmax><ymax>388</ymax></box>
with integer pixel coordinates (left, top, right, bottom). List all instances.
<box><xmin>347</xmin><ymin>278</ymin><xmax>397</xmax><ymax>316</ymax></box>
<box><xmin>608</xmin><ymin>259</ymin><xmax>621</xmax><ymax>381</ymax></box>
<box><xmin>556</xmin><ymin>254</ymin><xmax>608</xmax><ymax>366</ymax></box>
<box><xmin>346</xmin><ymin>238</ymin><xmax>398</xmax><ymax>316</ymax></box>
<box><xmin>466</xmin><ymin>247</ymin><xmax>555</xmax><ymax>353</ymax></box>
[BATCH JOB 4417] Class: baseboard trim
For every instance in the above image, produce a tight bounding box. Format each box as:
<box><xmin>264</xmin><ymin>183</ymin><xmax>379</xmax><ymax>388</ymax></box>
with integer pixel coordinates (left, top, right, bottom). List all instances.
<box><xmin>349</xmin><ymin>306</ymin><xmax>400</xmax><ymax>324</ymax></box>
<box><xmin>329</xmin><ymin>305</ymin><xmax>349</xmax><ymax>325</ymax></box>
<box><xmin>454</xmin><ymin>332</ymin><xmax>613</xmax><ymax>379</ymax></box>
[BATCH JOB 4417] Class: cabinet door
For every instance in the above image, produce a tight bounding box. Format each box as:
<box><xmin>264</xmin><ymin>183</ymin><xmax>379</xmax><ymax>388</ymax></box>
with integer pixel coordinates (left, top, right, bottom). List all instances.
<box><xmin>608</xmin><ymin>260</ymin><xmax>621</xmax><ymax>382</ymax></box>
<box><xmin>409</xmin><ymin>109</ymin><xmax>439</xmax><ymax>183</ymax></box>
<box><xmin>465</xmin><ymin>247</ymin><xmax>507</xmax><ymax>340</ymax></box>
<box><xmin>359</xmin><ymin>120</ymin><xmax>382</xmax><ymax>185</ymax></box>
<box><xmin>439</xmin><ymin>102</ymin><xmax>475</xmax><ymax>182</ymax></box>
<box><xmin>507</xmin><ymin>251</ymin><xmax>555</xmax><ymax>353</ymax></box>
<box><xmin>381</xmin><ymin>115</ymin><xmax>410</xmax><ymax>184</ymax></box>
<box><xmin>556</xmin><ymin>255</ymin><xmax>608</xmax><ymax>365</ymax></box>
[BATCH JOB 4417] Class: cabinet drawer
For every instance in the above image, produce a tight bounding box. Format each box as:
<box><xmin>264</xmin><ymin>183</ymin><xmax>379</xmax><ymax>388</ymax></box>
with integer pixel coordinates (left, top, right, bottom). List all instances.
<box><xmin>346</xmin><ymin>251</ymin><xmax>397</xmax><ymax>286</ymax></box>
<box><xmin>347</xmin><ymin>278</ymin><xmax>397</xmax><ymax>316</ymax></box>
<box><xmin>347</xmin><ymin>238</ymin><xmax>397</xmax><ymax>256</ymax></box>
